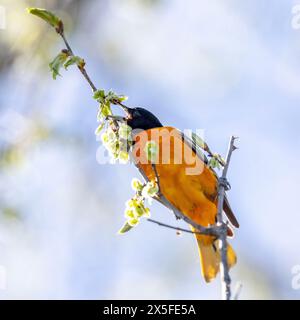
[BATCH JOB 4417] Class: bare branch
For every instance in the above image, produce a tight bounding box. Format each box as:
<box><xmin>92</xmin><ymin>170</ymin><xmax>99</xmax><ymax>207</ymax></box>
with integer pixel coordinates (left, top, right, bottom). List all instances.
<box><xmin>57</xmin><ymin>29</ymin><xmax>97</xmax><ymax>92</ymax></box>
<box><xmin>147</xmin><ymin>218</ymin><xmax>218</xmax><ymax>236</ymax></box>
<box><xmin>57</xmin><ymin>29</ymin><xmax>132</xmax><ymax>114</ymax></box>
<box><xmin>216</xmin><ymin>135</ymin><xmax>238</xmax><ymax>300</ymax></box>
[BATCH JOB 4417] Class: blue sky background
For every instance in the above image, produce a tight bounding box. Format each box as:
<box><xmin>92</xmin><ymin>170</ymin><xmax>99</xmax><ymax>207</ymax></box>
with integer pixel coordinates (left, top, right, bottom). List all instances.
<box><xmin>0</xmin><ymin>0</ymin><xmax>300</xmax><ymax>299</ymax></box>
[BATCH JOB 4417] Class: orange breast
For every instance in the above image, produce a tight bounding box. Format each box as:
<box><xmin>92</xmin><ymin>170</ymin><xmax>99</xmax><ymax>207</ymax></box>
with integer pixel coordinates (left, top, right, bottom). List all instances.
<box><xmin>132</xmin><ymin>127</ymin><xmax>218</xmax><ymax>233</ymax></box>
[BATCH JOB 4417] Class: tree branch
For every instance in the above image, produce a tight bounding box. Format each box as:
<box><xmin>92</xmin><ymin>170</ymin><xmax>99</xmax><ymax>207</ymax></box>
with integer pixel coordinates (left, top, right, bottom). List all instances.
<box><xmin>216</xmin><ymin>135</ymin><xmax>238</xmax><ymax>300</ymax></box>
<box><xmin>147</xmin><ymin>218</ymin><xmax>217</xmax><ymax>236</ymax></box>
<box><xmin>57</xmin><ymin>29</ymin><xmax>97</xmax><ymax>92</ymax></box>
<box><xmin>57</xmin><ymin>28</ymin><xmax>131</xmax><ymax>113</ymax></box>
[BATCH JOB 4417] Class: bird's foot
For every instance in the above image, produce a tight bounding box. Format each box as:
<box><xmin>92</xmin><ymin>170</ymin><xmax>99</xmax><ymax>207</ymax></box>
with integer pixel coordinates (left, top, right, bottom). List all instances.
<box><xmin>219</xmin><ymin>177</ymin><xmax>231</xmax><ymax>191</ymax></box>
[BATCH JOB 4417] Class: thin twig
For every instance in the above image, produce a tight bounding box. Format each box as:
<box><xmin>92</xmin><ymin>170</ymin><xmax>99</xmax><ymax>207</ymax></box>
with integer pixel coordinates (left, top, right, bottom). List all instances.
<box><xmin>105</xmin><ymin>115</ymin><xmax>126</xmax><ymax>122</ymax></box>
<box><xmin>216</xmin><ymin>136</ymin><xmax>238</xmax><ymax>300</ymax></box>
<box><xmin>60</xmin><ymin>32</ymin><xmax>74</xmax><ymax>55</ymax></box>
<box><xmin>147</xmin><ymin>218</ymin><xmax>216</xmax><ymax>236</ymax></box>
<box><xmin>59</xmin><ymin>29</ymin><xmax>132</xmax><ymax>113</ymax></box>
<box><xmin>58</xmin><ymin>30</ymin><xmax>97</xmax><ymax>92</ymax></box>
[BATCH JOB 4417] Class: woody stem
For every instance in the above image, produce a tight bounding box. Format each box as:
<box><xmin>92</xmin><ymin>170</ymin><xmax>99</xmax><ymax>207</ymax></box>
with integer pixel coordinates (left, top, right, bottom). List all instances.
<box><xmin>216</xmin><ymin>136</ymin><xmax>237</xmax><ymax>300</ymax></box>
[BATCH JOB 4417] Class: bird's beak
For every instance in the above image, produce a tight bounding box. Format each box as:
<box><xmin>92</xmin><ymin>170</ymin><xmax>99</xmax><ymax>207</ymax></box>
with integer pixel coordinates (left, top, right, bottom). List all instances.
<box><xmin>105</xmin><ymin>115</ymin><xmax>126</xmax><ymax>122</ymax></box>
<box><xmin>118</xmin><ymin>104</ymin><xmax>133</xmax><ymax>119</ymax></box>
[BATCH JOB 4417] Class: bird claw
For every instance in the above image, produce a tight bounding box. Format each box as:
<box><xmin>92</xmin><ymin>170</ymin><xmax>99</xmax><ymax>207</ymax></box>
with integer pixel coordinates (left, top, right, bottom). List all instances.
<box><xmin>219</xmin><ymin>177</ymin><xmax>231</xmax><ymax>191</ymax></box>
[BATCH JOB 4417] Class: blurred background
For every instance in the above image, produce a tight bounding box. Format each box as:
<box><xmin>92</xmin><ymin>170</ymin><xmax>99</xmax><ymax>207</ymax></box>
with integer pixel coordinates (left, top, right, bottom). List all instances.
<box><xmin>0</xmin><ymin>0</ymin><xmax>300</xmax><ymax>299</ymax></box>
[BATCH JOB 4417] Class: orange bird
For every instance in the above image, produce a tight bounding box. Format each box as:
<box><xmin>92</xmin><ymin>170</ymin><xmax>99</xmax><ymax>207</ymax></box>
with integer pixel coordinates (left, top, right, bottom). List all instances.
<box><xmin>123</xmin><ymin>106</ymin><xmax>239</xmax><ymax>282</ymax></box>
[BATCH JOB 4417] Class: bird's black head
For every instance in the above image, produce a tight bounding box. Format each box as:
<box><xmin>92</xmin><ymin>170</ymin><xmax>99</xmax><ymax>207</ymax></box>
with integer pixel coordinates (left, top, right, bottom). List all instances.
<box><xmin>125</xmin><ymin>107</ymin><xmax>163</xmax><ymax>131</ymax></box>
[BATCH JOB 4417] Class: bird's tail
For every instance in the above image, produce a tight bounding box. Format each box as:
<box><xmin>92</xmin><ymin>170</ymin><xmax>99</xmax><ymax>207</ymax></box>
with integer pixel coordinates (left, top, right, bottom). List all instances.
<box><xmin>195</xmin><ymin>234</ymin><xmax>237</xmax><ymax>283</ymax></box>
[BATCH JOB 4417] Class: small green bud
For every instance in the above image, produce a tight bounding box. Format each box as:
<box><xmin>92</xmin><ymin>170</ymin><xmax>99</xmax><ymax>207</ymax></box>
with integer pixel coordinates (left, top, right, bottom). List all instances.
<box><xmin>64</xmin><ymin>56</ymin><xmax>85</xmax><ymax>70</ymax></box>
<box><xmin>95</xmin><ymin>122</ymin><xmax>105</xmax><ymax>136</ymax></box>
<box><xmin>213</xmin><ymin>153</ymin><xmax>225</xmax><ymax>167</ymax></box>
<box><xmin>118</xmin><ymin>151</ymin><xmax>129</xmax><ymax>163</ymax></box>
<box><xmin>93</xmin><ymin>89</ymin><xmax>106</xmax><ymax>102</ymax></box>
<box><xmin>144</xmin><ymin>207</ymin><xmax>151</xmax><ymax>218</ymax></box>
<box><xmin>118</xmin><ymin>123</ymin><xmax>132</xmax><ymax>139</ymax></box>
<box><xmin>192</xmin><ymin>132</ymin><xmax>206</xmax><ymax>149</ymax></box>
<box><xmin>118</xmin><ymin>222</ymin><xmax>133</xmax><ymax>234</ymax></box>
<box><xmin>126</xmin><ymin>199</ymin><xmax>136</xmax><ymax>209</ymax></box>
<box><xmin>142</xmin><ymin>181</ymin><xmax>159</xmax><ymax>198</ymax></box>
<box><xmin>100</xmin><ymin>132</ymin><xmax>109</xmax><ymax>144</ymax></box>
<box><xmin>117</xmin><ymin>95</ymin><xmax>128</xmax><ymax>102</ymax></box>
<box><xmin>133</xmin><ymin>205</ymin><xmax>145</xmax><ymax>217</ymax></box>
<box><xmin>107</xmin><ymin>141</ymin><xmax>119</xmax><ymax>156</ymax></box>
<box><xmin>106</xmin><ymin>127</ymin><xmax>117</xmax><ymax>141</ymax></box>
<box><xmin>208</xmin><ymin>157</ymin><xmax>220</xmax><ymax>169</ymax></box>
<box><xmin>131</xmin><ymin>178</ymin><xmax>144</xmax><ymax>192</ymax></box>
<box><xmin>99</xmin><ymin>103</ymin><xmax>112</xmax><ymax>120</ymax></box>
<box><xmin>128</xmin><ymin>218</ymin><xmax>140</xmax><ymax>227</ymax></box>
<box><xmin>124</xmin><ymin>209</ymin><xmax>135</xmax><ymax>219</ymax></box>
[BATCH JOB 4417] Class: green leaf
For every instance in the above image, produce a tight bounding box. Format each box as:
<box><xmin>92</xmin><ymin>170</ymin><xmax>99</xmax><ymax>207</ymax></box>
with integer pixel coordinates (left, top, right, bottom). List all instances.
<box><xmin>118</xmin><ymin>151</ymin><xmax>130</xmax><ymax>164</ymax></box>
<box><xmin>124</xmin><ymin>209</ymin><xmax>136</xmax><ymax>219</ymax></box>
<box><xmin>101</xmin><ymin>103</ymin><xmax>112</xmax><ymax>118</ymax></box>
<box><xmin>95</xmin><ymin>122</ymin><xmax>105</xmax><ymax>136</ymax></box>
<box><xmin>117</xmin><ymin>95</ymin><xmax>128</xmax><ymax>102</ymax></box>
<box><xmin>128</xmin><ymin>218</ymin><xmax>140</xmax><ymax>227</ymax></box>
<box><xmin>93</xmin><ymin>89</ymin><xmax>106</xmax><ymax>102</ymax></box>
<box><xmin>110</xmin><ymin>94</ymin><xmax>128</xmax><ymax>104</ymax></box>
<box><xmin>142</xmin><ymin>181</ymin><xmax>159</xmax><ymax>198</ymax></box>
<box><xmin>64</xmin><ymin>56</ymin><xmax>85</xmax><ymax>70</ymax></box>
<box><xmin>208</xmin><ymin>157</ymin><xmax>220</xmax><ymax>169</ymax></box>
<box><xmin>191</xmin><ymin>132</ymin><xmax>213</xmax><ymax>155</ymax></box>
<box><xmin>118</xmin><ymin>222</ymin><xmax>133</xmax><ymax>234</ymax></box>
<box><xmin>106</xmin><ymin>90</ymin><xmax>116</xmax><ymax>100</ymax></box>
<box><xmin>93</xmin><ymin>89</ymin><xmax>128</xmax><ymax>105</ymax></box>
<box><xmin>131</xmin><ymin>178</ymin><xmax>144</xmax><ymax>192</ymax></box>
<box><xmin>27</xmin><ymin>8</ymin><xmax>62</xmax><ymax>31</ymax></box>
<box><xmin>118</xmin><ymin>123</ymin><xmax>132</xmax><ymax>139</ymax></box>
<box><xmin>192</xmin><ymin>132</ymin><xmax>206</xmax><ymax>150</ymax></box>
<box><xmin>213</xmin><ymin>153</ymin><xmax>226</xmax><ymax>167</ymax></box>
<box><xmin>106</xmin><ymin>90</ymin><xmax>128</xmax><ymax>104</ymax></box>
<box><xmin>49</xmin><ymin>50</ymin><xmax>69</xmax><ymax>79</ymax></box>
